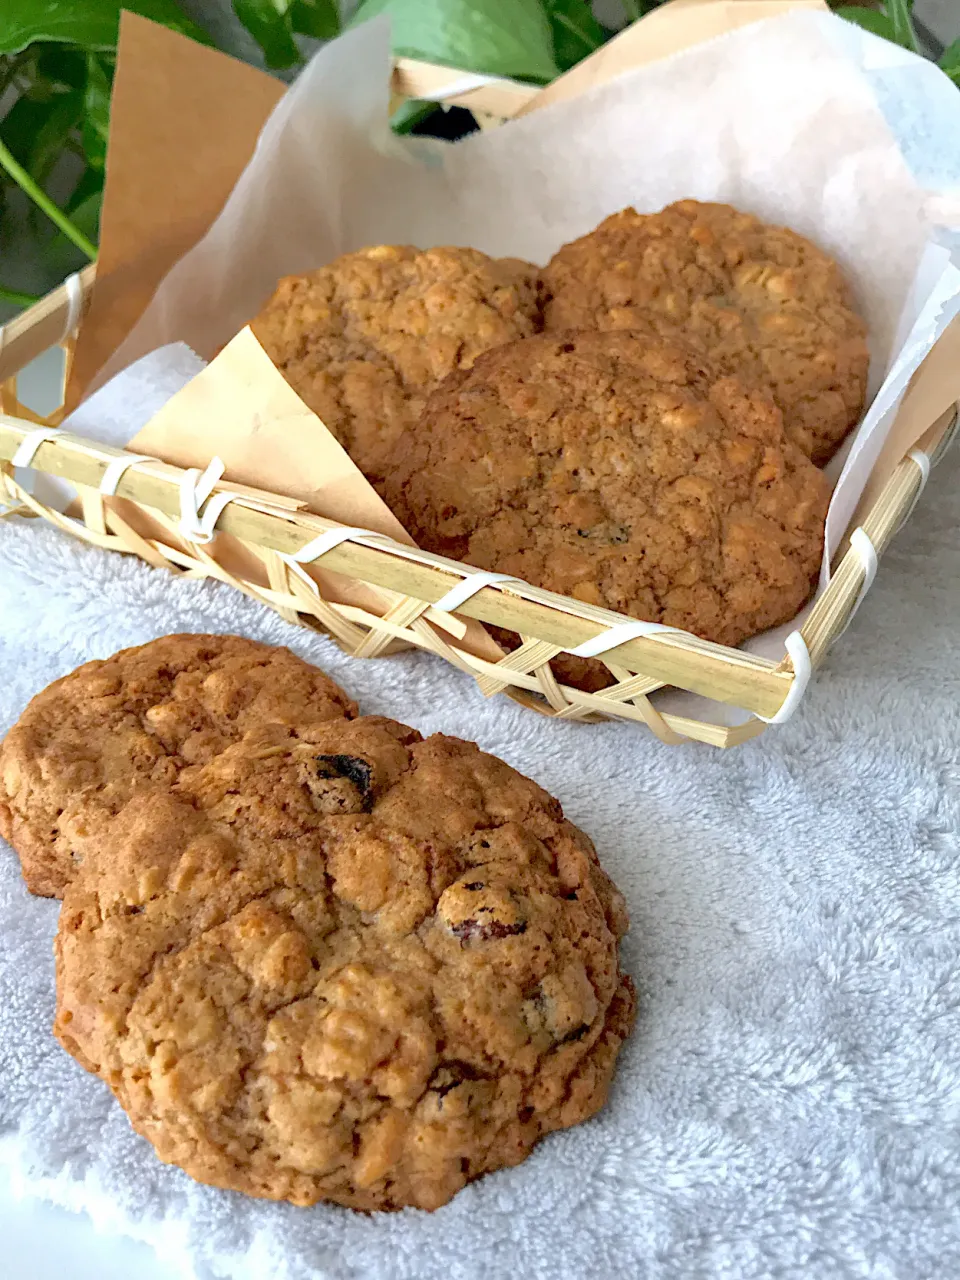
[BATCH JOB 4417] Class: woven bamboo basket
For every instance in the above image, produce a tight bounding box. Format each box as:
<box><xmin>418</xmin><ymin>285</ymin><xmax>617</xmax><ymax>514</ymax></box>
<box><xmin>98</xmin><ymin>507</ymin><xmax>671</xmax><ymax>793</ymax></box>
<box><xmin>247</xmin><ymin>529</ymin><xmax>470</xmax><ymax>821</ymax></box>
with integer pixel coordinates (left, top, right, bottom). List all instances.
<box><xmin>0</xmin><ymin>59</ymin><xmax>957</xmax><ymax>749</ymax></box>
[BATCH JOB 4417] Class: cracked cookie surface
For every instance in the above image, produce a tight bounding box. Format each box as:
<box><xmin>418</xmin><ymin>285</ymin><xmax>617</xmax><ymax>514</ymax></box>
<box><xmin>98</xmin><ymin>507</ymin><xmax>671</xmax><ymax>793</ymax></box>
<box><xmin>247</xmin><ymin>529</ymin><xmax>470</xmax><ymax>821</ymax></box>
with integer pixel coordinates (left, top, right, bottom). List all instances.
<box><xmin>54</xmin><ymin>716</ymin><xmax>635</xmax><ymax>1212</ymax></box>
<box><xmin>543</xmin><ymin>200</ymin><xmax>869</xmax><ymax>465</ymax></box>
<box><xmin>386</xmin><ymin>329</ymin><xmax>830</xmax><ymax>687</ymax></box>
<box><xmin>0</xmin><ymin>634</ymin><xmax>356</xmax><ymax>898</ymax></box>
<box><xmin>251</xmin><ymin>245</ymin><xmax>543</xmax><ymax>486</ymax></box>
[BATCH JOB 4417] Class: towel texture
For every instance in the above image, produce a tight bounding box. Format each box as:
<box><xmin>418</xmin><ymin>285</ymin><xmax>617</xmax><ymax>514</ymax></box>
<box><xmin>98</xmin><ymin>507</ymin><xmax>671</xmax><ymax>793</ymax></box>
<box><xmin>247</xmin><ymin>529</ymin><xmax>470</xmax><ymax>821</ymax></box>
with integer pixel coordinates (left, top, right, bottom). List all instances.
<box><xmin>0</xmin><ymin>447</ymin><xmax>958</xmax><ymax>1279</ymax></box>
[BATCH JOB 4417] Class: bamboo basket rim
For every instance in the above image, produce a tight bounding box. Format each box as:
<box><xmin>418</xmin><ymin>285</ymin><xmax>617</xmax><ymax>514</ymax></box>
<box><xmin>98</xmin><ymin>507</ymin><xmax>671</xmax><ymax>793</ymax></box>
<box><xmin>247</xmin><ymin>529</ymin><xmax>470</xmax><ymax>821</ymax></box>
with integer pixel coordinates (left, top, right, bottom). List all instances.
<box><xmin>1</xmin><ymin>386</ymin><xmax>954</xmax><ymax>744</ymax></box>
<box><xmin>0</xmin><ymin>415</ymin><xmax>791</xmax><ymax>714</ymax></box>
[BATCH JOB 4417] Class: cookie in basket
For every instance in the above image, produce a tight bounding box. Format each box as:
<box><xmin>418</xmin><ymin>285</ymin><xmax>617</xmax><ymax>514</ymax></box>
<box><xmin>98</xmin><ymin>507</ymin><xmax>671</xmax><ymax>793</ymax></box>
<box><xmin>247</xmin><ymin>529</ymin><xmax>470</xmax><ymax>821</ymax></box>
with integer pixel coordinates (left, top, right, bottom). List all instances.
<box><xmin>386</xmin><ymin>330</ymin><xmax>830</xmax><ymax>691</ymax></box>
<box><xmin>0</xmin><ymin>634</ymin><xmax>356</xmax><ymax>898</ymax></box>
<box><xmin>542</xmin><ymin>200</ymin><xmax>869</xmax><ymax>466</ymax></box>
<box><xmin>250</xmin><ymin>244</ymin><xmax>543</xmax><ymax>486</ymax></box>
<box><xmin>54</xmin><ymin>714</ymin><xmax>636</xmax><ymax>1212</ymax></box>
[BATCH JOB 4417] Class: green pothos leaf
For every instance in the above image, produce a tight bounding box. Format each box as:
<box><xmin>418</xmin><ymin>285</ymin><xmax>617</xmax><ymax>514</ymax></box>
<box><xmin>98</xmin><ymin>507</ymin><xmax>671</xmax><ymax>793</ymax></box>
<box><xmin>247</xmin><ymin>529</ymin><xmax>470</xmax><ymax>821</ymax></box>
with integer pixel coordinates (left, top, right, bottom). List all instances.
<box><xmin>0</xmin><ymin>93</ymin><xmax>77</xmax><ymax>179</ymax></box>
<box><xmin>290</xmin><ymin>0</ymin><xmax>340</xmax><ymax>40</ymax></box>
<box><xmin>232</xmin><ymin>0</ymin><xmax>301</xmax><ymax>68</ymax></box>
<box><xmin>939</xmin><ymin>39</ymin><xmax>960</xmax><ymax>85</ymax></box>
<box><xmin>0</xmin><ymin>0</ymin><xmax>212</xmax><ymax>56</ymax></box>
<box><xmin>81</xmin><ymin>54</ymin><xmax>112</xmax><ymax>172</ymax></box>
<box><xmin>64</xmin><ymin>162</ymin><xmax>104</xmax><ymax>215</ymax></box>
<box><xmin>351</xmin><ymin>0</ymin><xmax>560</xmax><ymax>83</ymax></box>
<box><xmin>544</xmin><ymin>0</ymin><xmax>606</xmax><ymax>71</ymax></box>
<box><xmin>835</xmin><ymin>6</ymin><xmax>899</xmax><ymax>42</ymax></box>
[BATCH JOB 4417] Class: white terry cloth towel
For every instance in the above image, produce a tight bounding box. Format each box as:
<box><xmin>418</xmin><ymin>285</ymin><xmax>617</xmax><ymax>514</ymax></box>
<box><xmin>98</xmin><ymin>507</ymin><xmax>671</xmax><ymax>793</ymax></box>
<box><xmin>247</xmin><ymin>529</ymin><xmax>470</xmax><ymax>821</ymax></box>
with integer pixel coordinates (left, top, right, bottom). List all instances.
<box><xmin>0</xmin><ymin>447</ymin><xmax>958</xmax><ymax>1279</ymax></box>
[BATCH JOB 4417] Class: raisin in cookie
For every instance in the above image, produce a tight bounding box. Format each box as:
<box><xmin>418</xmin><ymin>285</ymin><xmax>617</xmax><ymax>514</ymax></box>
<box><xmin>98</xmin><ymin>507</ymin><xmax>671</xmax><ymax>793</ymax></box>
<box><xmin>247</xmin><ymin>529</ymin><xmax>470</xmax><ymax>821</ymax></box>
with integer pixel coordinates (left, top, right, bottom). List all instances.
<box><xmin>54</xmin><ymin>716</ymin><xmax>635</xmax><ymax>1212</ymax></box>
<box><xmin>543</xmin><ymin>200</ymin><xmax>869</xmax><ymax>465</ymax></box>
<box><xmin>386</xmin><ymin>330</ymin><xmax>830</xmax><ymax>688</ymax></box>
<box><xmin>0</xmin><ymin>634</ymin><xmax>356</xmax><ymax>898</ymax></box>
<box><xmin>251</xmin><ymin>245</ymin><xmax>543</xmax><ymax>486</ymax></box>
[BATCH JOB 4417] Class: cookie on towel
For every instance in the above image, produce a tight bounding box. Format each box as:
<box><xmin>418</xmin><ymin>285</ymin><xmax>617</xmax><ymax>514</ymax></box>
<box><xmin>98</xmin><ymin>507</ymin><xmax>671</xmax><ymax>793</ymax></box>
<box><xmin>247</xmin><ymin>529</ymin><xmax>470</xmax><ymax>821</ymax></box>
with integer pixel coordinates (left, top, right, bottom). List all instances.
<box><xmin>386</xmin><ymin>330</ymin><xmax>830</xmax><ymax>689</ymax></box>
<box><xmin>542</xmin><ymin>200</ymin><xmax>869</xmax><ymax>465</ymax></box>
<box><xmin>250</xmin><ymin>245</ymin><xmax>543</xmax><ymax>486</ymax></box>
<box><xmin>0</xmin><ymin>634</ymin><xmax>356</xmax><ymax>898</ymax></box>
<box><xmin>54</xmin><ymin>715</ymin><xmax>636</xmax><ymax>1211</ymax></box>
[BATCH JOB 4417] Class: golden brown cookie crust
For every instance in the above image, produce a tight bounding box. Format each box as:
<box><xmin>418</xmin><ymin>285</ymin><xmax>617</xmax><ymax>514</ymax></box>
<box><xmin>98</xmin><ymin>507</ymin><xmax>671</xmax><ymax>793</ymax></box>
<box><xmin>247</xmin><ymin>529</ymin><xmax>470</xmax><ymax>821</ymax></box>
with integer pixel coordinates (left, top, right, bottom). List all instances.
<box><xmin>251</xmin><ymin>244</ymin><xmax>544</xmax><ymax>485</ymax></box>
<box><xmin>0</xmin><ymin>634</ymin><xmax>356</xmax><ymax>899</ymax></box>
<box><xmin>54</xmin><ymin>716</ymin><xmax>635</xmax><ymax>1212</ymax></box>
<box><xmin>386</xmin><ymin>330</ymin><xmax>830</xmax><ymax>676</ymax></box>
<box><xmin>543</xmin><ymin>200</ymin><xmax>869</xmax><ymax>465</ymax></box>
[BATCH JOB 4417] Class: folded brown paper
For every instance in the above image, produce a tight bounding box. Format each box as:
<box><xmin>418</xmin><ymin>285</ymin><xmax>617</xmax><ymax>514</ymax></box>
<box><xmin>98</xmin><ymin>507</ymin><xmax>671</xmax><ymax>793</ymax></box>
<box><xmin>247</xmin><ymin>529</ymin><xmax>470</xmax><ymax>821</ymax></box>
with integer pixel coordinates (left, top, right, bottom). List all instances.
<box><xmin>65</xmin><ymin>14</ymin><xmax>284</xmax><ymax>410</ymax></box>
<box><xmin>132</xmin><ymin>328</ymin><xmax>412</xmax><ymax>539</ymax></box>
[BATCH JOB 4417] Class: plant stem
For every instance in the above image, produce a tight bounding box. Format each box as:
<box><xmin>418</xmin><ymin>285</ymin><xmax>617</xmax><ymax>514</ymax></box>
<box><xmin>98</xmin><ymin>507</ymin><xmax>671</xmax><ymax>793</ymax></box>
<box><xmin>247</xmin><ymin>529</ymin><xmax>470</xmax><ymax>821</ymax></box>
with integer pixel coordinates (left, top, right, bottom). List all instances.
<box><xmin>887</xmin><ymin>0</ymin><xmax>921</xmax><ymax>54</ymax></box>
<box><xmin>555</xmin><ymin>13</ymin><xmax>602</xmax><ymax>55</ymax></box>
<box><xmin>0</xmin><ymin>138</ymin><xmax>97</xmax><ymax>261</ymax></box>
<box><xmin>0</xmin><ymin>284</ymin><xmax>41</xmax><ymax>308</ymax></box>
